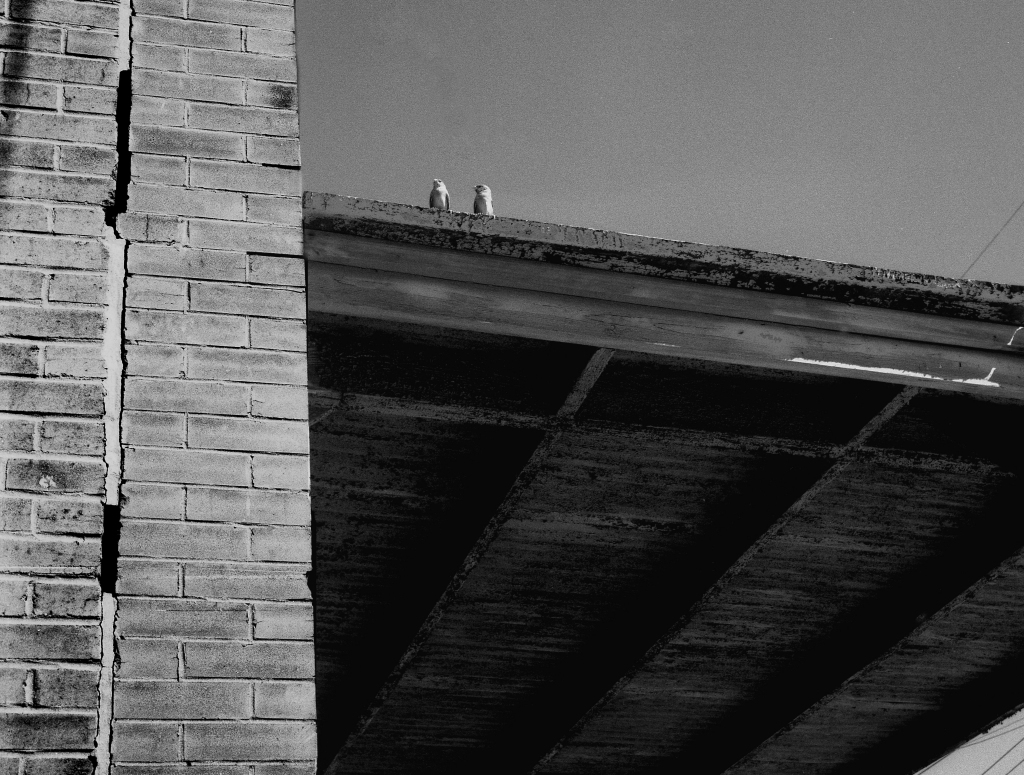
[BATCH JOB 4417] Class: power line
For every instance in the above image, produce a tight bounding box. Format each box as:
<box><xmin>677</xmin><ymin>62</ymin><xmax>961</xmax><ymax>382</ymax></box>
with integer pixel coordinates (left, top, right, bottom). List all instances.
<box><xmin>960</xmin><ymin>196</ymin><xmax>1024</xmax><ymax>279</ymax></box>
<box><xmin>977</xmin><ymin>732</ymin><xmax>1024</xmax><ymax>775</ymax></box>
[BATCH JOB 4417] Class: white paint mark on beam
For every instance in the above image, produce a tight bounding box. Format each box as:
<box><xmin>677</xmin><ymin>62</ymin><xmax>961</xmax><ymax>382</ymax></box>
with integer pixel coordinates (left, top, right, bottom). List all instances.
<box><xmin>788</xmin><ymin>358</ymin><xmax>1000</xmax><ymax>388</ymax></box>
<box><xmin>1009</xmin><ymin>326</ymin><xmax>1024</xmax><ymax>346</ymax></box>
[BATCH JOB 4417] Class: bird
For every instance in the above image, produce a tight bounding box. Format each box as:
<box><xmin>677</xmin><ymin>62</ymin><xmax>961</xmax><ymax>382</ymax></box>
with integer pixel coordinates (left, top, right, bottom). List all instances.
<box><xmin>429</xmin><ymin>179</ymin><xmax>450</xmax><ymax>211</ymax></box>
<box><xmin>473</xmin><ymin>184</ymin><xmax>493</xmax><ymax>216</ymax></box>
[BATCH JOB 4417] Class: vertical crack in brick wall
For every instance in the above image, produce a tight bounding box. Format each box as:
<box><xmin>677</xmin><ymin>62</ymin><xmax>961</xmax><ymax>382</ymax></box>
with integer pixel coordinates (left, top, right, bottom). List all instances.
<box><xmin>96</xmin><ymin>0</ymin><xmax>134</xmax><ymax>772</ymax></box>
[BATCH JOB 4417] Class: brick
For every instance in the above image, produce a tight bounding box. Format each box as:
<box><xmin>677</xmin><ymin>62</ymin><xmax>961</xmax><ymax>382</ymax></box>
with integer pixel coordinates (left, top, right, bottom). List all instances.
<box><xmin>0</xmin><ymin>78</ymin><xmax>62</xmax><ymax>109</ymax></box>
<box><xmin>134</xmin><ymin>42</ymin><xmax>187</xmax><ymax>72</ymax></box>
<box><xmin>0</xmin><ymin>579</ymin><xmax>27</xmax><ymax>616</ymax></box>
<box><xmin>0</xmin><ymin>622</ymin><xmax>99</xmax><ymax>660</ymax></box>
<box><xmin>134</xmin><ymin>0</ymin><xmax>185</xmax><ymax>15</ymax></box>
<box><xmin>115</xmin><ymin>639</ymin><xmax>178</xmax><ymax>679</ymax></box>
<box><xmin>0</xmin><ymin>109</ymin><xmax>117</xmax><ymax>145</ymax></box>
<box><xmin>117</xmin><ymin>559</ymin><xmax>179</xmax><ymax>596</ymax></box>
<box><xmin>44</xmin><ymin>344</ymin><xmax>106</xmax><ymax>378</ymax></box>
<box><xmin>251</xmin><ymin>385</ymin><xmax>307</xmax><ymax>420</ymax></box>
<box><xmin>116</xmin><ymin>212</ymin><xmax>179</xmax><ymax>243</ymax></box>
<box><xmin>245</xmin><ymin>80</ymin><xmax>295</xmax><ymax>110</ymax></box>
<box><xmin>0</xmin><ymin>343</ymin><xmax>40</xmax><ymax>375</ymax></box>
<box><xmin>0</xmin><ymin>21</ymin><xmax>63</xmax><ymax>52</ymax></box>
<box><xmin>0</xmin><ymin>710</ymin><xmax>96</xmax><ymax>750</ymax></box>
<box><xmin>0</xmin><ymin>379</ymin><xmax>103</xmax><ymax>414</ymax></box>
<box><xmin>129</xmin><ymin>183</ymin><xmax>245</xmax><ymax>220</ymax></box>
<box><xmin>244</xmin><ymin>28</ymin><xmax>295</xmax><ymax>57</ymax></box>
<box><xmin>118</xmin><ymin>598</ymin><xmax>248</xmax><ymax>638</ymax></box>
<box><xmin>254</xmin><ymin>765</ymin><xmax>315</xmax><ymax>775</ymax></box>
<box><xmin>0</xmin><ymin>199</ymin><xmax>49</xmax><ymax>231</ymax></box>
<box><xmin>36</xmin><ymin>499</ymin><xmax>104</xmax><ymax>536</ymax></box>
<box><xmin>3</xmin><ymin>53</ymin><xmax>118</xmax><ymax>87</ymax></box>
<box><xmin>39</xmin><ymin>420</ymin><xmax>105</xmax><ymax>455</ymax></box>
<box><xmin>126</xmin><ymin>275</ymin><xmax>187</xmax><ymax>311</ymax></box>
<box><xmin>186</xmin><ymin>487</ymin><xmax>309</xmax><ymax>525</ymax></box>
<box><xmin>251</xmin><ymin>454</ymin><xmax>307</xmax><ymax>490</ymax></box>
<box><xmin>187</xmin><ymin>101</ymin><xmax>296</xmax><ymax>137</ymax></box>
<box><xmin>120</xmin><ymin>519</ymin><xmax>248</xmax><ymax>560</ymax></box>
<box><xmin>64</xmin><ymin>85</ymin><xmax>118</xmax><ymax>115</ymax></box>
<box><xmin>245</xmin><ymin>193</ymin><xmax>301</xmax><ymax>226</ymax></box>
<box><xmin>131</xmin><ymin>153</ymin><xmax>187</xmax><ymax>186</ymax></box>
<box><xmin>187</xmin><ymin>348</ymin><xmax>305</xmax><ymax>384</ymax></box>
<box><xmin>0</xmin><ymin>418</ymin><xmax>34</xmax><ymax>451</ymax></box>
<box><xmin>253</xmin><ymin>605</ymin><xmax>309</xmax><ymax>643</ymax></box>
<box><xmin>249</xmin><ymin>318</ymin><xmax>305</xmax><ymax>351</ymax></box>
<box><xmin>185</xmin><ymin>641</ymin><xmax>312</xmax><ymax>678</ymax></box>
<box><xmin>128</xmin><ymin>244</ymin><xmax>247</xmax><ymax>281</ymax></box>
<box><xmin>190</xmin><ymin>282</ymin><xmax>303</xmax><ymax>317</ymax></box>
<box><xmin>190</xmin><ymin>49</ymin><xmax>295</xmax><ymax>82</ymax></box>
<box><xmin>246</xmin><ymin>136</ymin><xmax>299</xmax><ymax>166</ymax></box>
<box><xmin>251</xmin><ymin>526</ymin><xmax>309</xmax><ymax>563</ymax></box>
<box><xmin>123</xmin><ymin>410</ymin><xmax>186</xmax><ymax>446</ymax></box>
<box><xmin>0</xmin><ymin>666</ymin><xmax>27</xmax><ymax>702</ymax></box>
<box><xmin>126</xmin><ymin>309</ymin><xmax>248</xmax><ymax>346</ymax></box>
<box><xmin>0</xmin><ymin>306</ymin><xmax>105</xmax><ymax>340</ymax></box>
<box><xmin>0</xmin><ymin>760</ymin><xmax>17</xmax><ymax>775</ymax></box>
<box><xmin>122</xmin><ymin>482</ymin><xmax>185</xmax><ymax>519</ymax></box>
<box><xmin>112</xmin><ymin>766</ymin><xmax>249</xmax><ymax>775</ymax></box>
<box><xmin>0</xmin><ymin>496</ymin><xmax>32</xmax><ymax>531</ymax></box>
<box><xmin>184</xmin><ymin>721</ymin><xmax>314</xmax><ymax>761</ymax></box>
<box><xmin>254</xmin><ymin>682</ymin><xmax>314</xmax><ymax>719</ymax></box>
<box><xmin>124</xmin><ymin>377</ymin><xmax>247</xmax><ymax>414</ymax></box>
<box><xmin>0</xmin><ymin>138</ymin><xmax>55</xmax><ymax>169</ymax></box>
<box><xmin>126</xmin><ymin>344</ymin><xmax>186</xmax><ymax>377</ymax></box>
<box><xmin>189</xmin><ymin>0</ymin><xmax>294</xmax><ymax>30</ymax></box>
<box><xmin>0</xmin><ymin>267</ymin><xmax>44</xmax><ymax>300</ymax></box>
<box><xmin>115</xmin><ymin>680</ymin><xmax>250</xmax><ymax>720</ymax></box>
<box><xmin>59</xmin><ymin>146</ymin><xmax>118</xmax><ymax>175</ymax></box>
<box><xmin>112</xmin><ymin>721</ymin><xmax>182</xmax><ymax>762</ymax></box>
<box><xmin>3</xmin><ymin>168</ymin><xmax>115</xmax><ymax>205</ymax></box>
<box><xmin>130</xmin><ymin>125</ymin><xmax>244</xmax><ymax>161</ymax></box>
<box><xmin>0</xmin><ymin>535</ymin><xmax>101</xmax><ymax>568</ymax></box>
<box><xmin>123</xmin><ymin>448</ymin><xmax>250</xmax><ymax>486</ymax></box>
<box><xmin>66</xmin><ymin>30</ymin><xmax>120</xmax><ymax>59</ymax></box>
<box><xmin>184</xmin><ymin>563</ymin><xmax>309</xmax><ymax>600</ymax></box>
<box><xmin>131</xmin><ymin>95</ymin><xmax>185</xmax><ymax>127</ymax></box>
<box><xmin>48</xmin><ymin>273</ymin><xmax>105</xmax><ymax>304</ymax></box>
<box><xmin>5</xmin><ymin>459</ymin><xmax>105</xmax><ymax>495</ymax></box>
<box><xmin>136</xmin><ymin>69</ymin><xmax>244</xmax><ymax>104</ymax></box>
<box><xmin>191</xmin><ymin>159</ymin><xmax>300</xmax><ymax>196</ymax></box>
<box><xmin>34</xmin><ymin>668</ymin><xmax>99</xmax><ymax>707</ymax></box>
<box><xmin>10</xmin><ymin>0</ymin><xmax>119</xmax><ymax>28</ymax></box>
<box><xmin>187</xmin><ymin>219</ymin><xmax>301</xmax><ymax>253</ymax></box>
<box><xmin>135</xmin><ymin>15</ymin><xmax>242</xmax><ymax>50</ymax></box>
<box><xmin>188</xmin><ymin>416</ymin><xmax>307</xmax><ymax>454</ymax></box>
<box><xmin>23</xmin><ymin>759</ymin><xmax>94</xmax><ymax>775</ymax></box>
<box><xmin>32</xmin><ymin>582</ymin><xmax>100</xmax><ymax>618</ymax></box>
<box><xmin>53</xmin><ymin>206</ymin><xmax>107</xmax><ymax>236</ymax></box>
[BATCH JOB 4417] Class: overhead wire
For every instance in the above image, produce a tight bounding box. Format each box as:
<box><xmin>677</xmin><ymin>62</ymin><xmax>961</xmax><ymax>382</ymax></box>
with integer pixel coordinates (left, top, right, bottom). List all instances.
<box><xmin>976</xmin><ymin>732</ymin><xmax>1024</xmax><ymax>775</ymax></box>
<box><xmin>960</xmin><ymin>196</ymin><xmax>1024</xmax><ymax>279</ymax></box>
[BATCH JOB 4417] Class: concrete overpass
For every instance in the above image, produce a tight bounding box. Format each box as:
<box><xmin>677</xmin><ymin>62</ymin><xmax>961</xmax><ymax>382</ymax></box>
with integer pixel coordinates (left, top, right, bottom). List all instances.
<box><xmin>304</xmin><ymin>193</ymin><xmax>1024</xmax><ymax>774</ymax></box>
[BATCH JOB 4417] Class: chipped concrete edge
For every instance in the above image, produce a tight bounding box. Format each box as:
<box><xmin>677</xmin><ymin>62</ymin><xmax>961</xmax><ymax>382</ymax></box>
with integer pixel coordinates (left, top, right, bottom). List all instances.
<box><xmin>302</xmin><ymin>193</ymin><xmax>1024</xmax><ymax>325</ymax></box>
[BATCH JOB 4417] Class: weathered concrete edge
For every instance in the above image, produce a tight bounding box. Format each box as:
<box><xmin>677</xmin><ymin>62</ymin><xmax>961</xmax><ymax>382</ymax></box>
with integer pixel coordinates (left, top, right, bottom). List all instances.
<box><xmin>303</xmin><ymin>193</ymin><xmax>1024</xmax><ymax>326</ymax></box>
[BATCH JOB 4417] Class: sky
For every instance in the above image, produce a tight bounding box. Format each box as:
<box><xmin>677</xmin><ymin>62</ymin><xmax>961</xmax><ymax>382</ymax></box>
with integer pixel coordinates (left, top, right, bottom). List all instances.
<box><xmin>295</xmin><ymin>0</ymin><xmax>1024</xmax><ymax>286</ymax></box>
<box><xmin>294</xmin><ymin>2</ymin><xmax>1024</xmax><ymax>772</ymax></box>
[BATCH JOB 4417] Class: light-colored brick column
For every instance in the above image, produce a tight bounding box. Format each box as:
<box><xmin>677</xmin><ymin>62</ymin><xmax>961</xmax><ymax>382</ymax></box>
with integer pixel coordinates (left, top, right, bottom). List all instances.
<box><xmin>1</xmin><ymin>0</ymin><xmax>125</xmax><ymax>771</ymax></box>
<box><xmin>111</xmin><ymin>0</ymin><xmax>314</xmax><ymax>771</ymax></box>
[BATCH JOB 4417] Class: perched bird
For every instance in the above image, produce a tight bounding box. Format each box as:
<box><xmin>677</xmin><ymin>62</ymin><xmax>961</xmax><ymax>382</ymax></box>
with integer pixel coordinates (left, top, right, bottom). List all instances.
<box><xmin>429</xmin><ymin>179</ymin><xmax>450</xmax><ymax>211</ymax></box>
<box><xmin>473</xmin><ymin>184</ymin><xmax>494</xmax><ymax>216</ymax></box>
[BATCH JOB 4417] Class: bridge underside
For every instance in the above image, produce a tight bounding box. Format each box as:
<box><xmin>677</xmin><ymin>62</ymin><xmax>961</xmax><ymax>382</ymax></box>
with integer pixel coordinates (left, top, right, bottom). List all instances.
<box><xmin>304</xmin><ymin>196</ymin><xmax>1024</xmax><ymax>775</ymax></box>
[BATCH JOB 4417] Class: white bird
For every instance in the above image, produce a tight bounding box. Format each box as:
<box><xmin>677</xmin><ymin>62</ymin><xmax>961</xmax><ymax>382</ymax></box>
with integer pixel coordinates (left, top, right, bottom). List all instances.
<box><xmin>473</xmin><ymin>184</ymin><xmax>493</xmax><ymax>216</ymax></box>
<box><xmin>429</xmin><ymin>179</ymin><xmax>450</xmax><ymax>211</ymax></box>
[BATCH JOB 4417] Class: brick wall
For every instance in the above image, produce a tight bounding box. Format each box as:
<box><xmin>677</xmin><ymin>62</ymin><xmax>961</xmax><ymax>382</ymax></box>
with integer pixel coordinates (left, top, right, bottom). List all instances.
<box><xmin>2</xmin><ymin>0</ymin><xmax>314</xmax><ymax>771</ymax></box>
<box><xmin>111</xmin><ymin>0</ymin><xmax>314</xmax><ymax>771</ymax></box>
<box><xmin>1</xmin><ymin>0</ymin><xmax>124</xmax><ymax>771</ymax></box>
